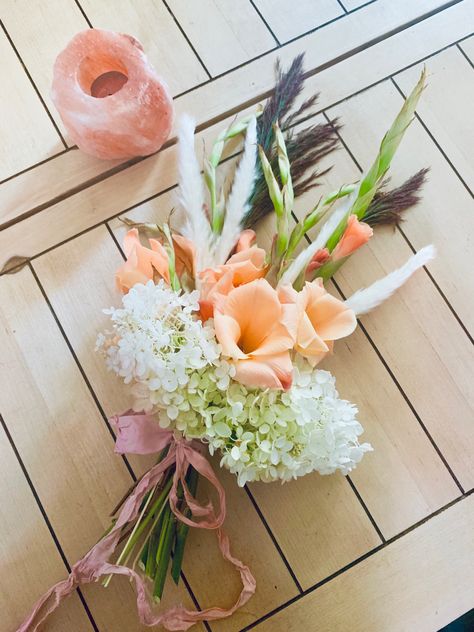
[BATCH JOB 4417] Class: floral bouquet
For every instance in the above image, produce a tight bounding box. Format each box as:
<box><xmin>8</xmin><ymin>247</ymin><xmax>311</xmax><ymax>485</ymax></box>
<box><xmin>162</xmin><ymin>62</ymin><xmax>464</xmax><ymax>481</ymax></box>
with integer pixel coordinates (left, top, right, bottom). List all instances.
<box><xmin>20</xmin><ymin>58</ymin><xmax>434</xmax><ymax>631</ymax></box>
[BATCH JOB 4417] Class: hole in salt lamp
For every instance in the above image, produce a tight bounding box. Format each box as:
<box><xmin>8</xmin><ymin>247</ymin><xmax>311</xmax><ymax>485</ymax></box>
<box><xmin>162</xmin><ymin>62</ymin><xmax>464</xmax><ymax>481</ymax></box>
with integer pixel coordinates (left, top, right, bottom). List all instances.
<box><xmin>77</xmin><ymin>54</ymin><xmax>129</xmax><ymax>97</ymax></box>
<box><xmin>90</xmin><ymin>71</ymin><xmax>128</xmax><ymax>98</ymax></box>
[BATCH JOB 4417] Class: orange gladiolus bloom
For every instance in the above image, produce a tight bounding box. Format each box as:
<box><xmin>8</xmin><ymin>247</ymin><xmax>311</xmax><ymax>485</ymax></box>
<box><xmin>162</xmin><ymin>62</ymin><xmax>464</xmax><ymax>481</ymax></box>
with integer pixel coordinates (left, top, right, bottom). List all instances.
<box><xmin>332</xmin><ymin>214</ymin><xmax>373</xmax><ymax>261</ymax></box>
<box><xmin>199</xmin><ymin>245</ymin><xmax>267</xmax><ymax>320</ymax></box>
<box><xmin>305</xmin><ymin>247</ymin><xmax>330</xmax><ymax>279</ymax></box>
<box><xmin>172</xmin><ymin>233</ymin><xmax>196</xmax><ymax>279</ymax></box>
<box><xmin>279</xmin><ymin>279</ymin><xmax>357</xmax><ymax>366</ymax></box>
<box><xmin>214</xmin><ymin>279</ymin><xmax>297</xmax><ymax>390</ymax></box>
<box><xmin>116</xmin><ymin>229</ymin><xmax>196</xmax><ymax>294</ymax></box>
<box><xmin>235</xmin><ymin>229</ymin><xmax>257</xmax><ymax>252</ymax></box>
<box><xmin>116</xmin><ymin>229</ymin><xmax>170</xmax><ymax>293</ymax></box>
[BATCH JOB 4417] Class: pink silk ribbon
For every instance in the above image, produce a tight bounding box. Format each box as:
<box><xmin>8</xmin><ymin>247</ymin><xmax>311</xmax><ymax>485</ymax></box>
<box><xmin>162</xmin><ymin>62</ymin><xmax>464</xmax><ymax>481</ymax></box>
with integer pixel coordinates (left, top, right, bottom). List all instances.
<box><xmin>17</xmin><ymin>412</ymin><xmax>256</xmax><ymax>631</ymax></box>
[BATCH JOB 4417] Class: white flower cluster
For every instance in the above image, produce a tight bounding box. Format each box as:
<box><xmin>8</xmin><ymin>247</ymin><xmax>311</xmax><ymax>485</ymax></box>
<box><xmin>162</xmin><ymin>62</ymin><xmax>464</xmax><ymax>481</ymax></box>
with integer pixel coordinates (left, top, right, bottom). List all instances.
<box><xmin>99</xmin><ymin>282</ymin><xmax>371</xmax><ymax>486</ymax></box>
<box><xmin>177</xmin><ymin>358</ymin><xmax>372</xmax><ymax>486</ymax></box>
<box><xmin>97</xmin><ymin>281</ymin><xmax>235</xmax><ymax>424</ymax></box>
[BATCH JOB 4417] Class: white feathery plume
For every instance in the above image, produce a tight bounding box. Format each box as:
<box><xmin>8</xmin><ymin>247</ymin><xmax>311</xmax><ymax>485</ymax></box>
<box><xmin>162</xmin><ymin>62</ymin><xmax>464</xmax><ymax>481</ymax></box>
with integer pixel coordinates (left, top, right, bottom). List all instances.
<box><xmin>215</xmin><ymin>117</ymin><xmax>257</xmax><ymax>264</ymax></box>
<box><xmin>345</xmin><ymin>244</ymin><xmax>436</xmax><ymax>316</ymax></box>
<box><xmin>278</xmin><ymin>199</ymin><xmax>352</xmax><ymax>287</ymax></box>
<box><xmin>177</xmin><ymin>114</ymin><xmax>214</xmax><ymax>270</ymax></box>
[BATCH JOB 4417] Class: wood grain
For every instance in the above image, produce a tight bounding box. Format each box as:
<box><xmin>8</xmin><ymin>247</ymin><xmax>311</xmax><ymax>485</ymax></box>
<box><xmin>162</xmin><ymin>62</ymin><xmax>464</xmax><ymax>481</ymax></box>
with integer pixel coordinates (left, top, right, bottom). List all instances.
<box><xmin>0</xmin><ymin>421</ymin><xmax>93</xmax><ymax>632</ymax></box>
<box><xmin>395</xmin><ymin>46</ymin><xmax>474</xmax><ymax>192</ymax></box>
<box><xmin>250</xmin><ymin>473</ymin><xmax>381</xmax><ymax>589</ymax></box>
<box><xmin>1</xmin><ymin>0</ymin><xmax>88</xmax><ymax>139</ymax></box>
<box><xmin>254</xmin><ymin>495</ymin><xmax>474</xmax><ymax>632</ymax></box>
<box><xmin>166</xmin><ymin>0</ymin><xmax>276</xmax><ymax>75</ymax></box>
<box><xmin>253</xmin><ymin>0</ymin><xmax>343</xmax><ymax>43</ymax></box>
<box><xmin>78</xmin><ymin>0</ymin><xmax>209</xmax><ymax>95</ymax></box>
<box><xmin>0</xmin><ymin>29</ymin><xmax>62</xmax><ymax>182</ymax></box>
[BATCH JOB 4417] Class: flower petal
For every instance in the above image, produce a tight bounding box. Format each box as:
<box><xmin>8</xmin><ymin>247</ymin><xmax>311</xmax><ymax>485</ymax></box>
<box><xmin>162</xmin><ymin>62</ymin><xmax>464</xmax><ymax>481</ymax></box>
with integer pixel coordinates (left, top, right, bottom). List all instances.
<box><xmin>233</xmin><ymin>352</ymin><xmax>293</xmax><ymax>390</ymax></box>
<box><xmin>223</xmin><ymin>279</ymin><xmax>282</xmax><ymax>353</ymax></box>
<box><xmin>213</xmin><ymin>313</ymin><xmax>247</xmax><ymax>360</ymax></box>
<box><xmin>306</xmin><ymin>293</ymin><xmax>357</xmax><ymax>341</ymax></box>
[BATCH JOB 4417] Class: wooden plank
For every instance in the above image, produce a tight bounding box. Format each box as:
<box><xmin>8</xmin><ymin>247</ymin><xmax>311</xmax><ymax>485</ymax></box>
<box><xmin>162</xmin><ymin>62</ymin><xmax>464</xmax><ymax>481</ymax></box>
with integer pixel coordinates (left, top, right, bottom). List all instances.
<box><xmin>459</xmin><ymin>34</ymin><xmax>474</xmax><ymax>61</ymax></box>
<box><xmin>166</xmin><ymin>0</ymin><xmax>276</xmax><ymax>76</ymax></box>
<box><xmin>33</xmin><ymin>224</ymin><xmax>300</xmax><ymax>629</ymax></box>
<box><xmin>1</xmin><ymin>0</ymin><xmax>472</xmax><ymax>229</ymax></box>
<box><xmin>250</xmin><ymin>473</ymin><xmax>381</xmax><ymax>589</ymax></box>
<box><xmin>78</xmin><ymin>0</ymin><xmax>209</xmax><ymax>96</ymax></box>
<box><xmin>252</xmin><ymin>0</ymin><xmax>343</xmax><ymax>43</ymax></box>
<box><xmin>254</xmin><ymin>495</ymin><xmax>474</xmax><ymax>632</ymax></box>
<box><xmin>335</xmin><ymin>233</ymin><xmax>474</xmax><ymax>491</ymax></box>
<box><xmin>0</xmin><ymin>421</ymin><xmax>94</xmax><ymax>632</ymax></box>
<box><xmin>395</xmin><ymin>46</ymin><xmax>474</xmax><ymax>192</ymax></box>
<box><xmin>0</xmin><ymin>267</ymin><xmax>197</xmax><ymax>630</ymax></box>
<box><xmin>1</xmin><ymin>0</ymin><xmax>89</xmax><ymax>140</ymax></box>
<box><xmin>0</xmin><ymin>29</ymin><xmax>63</xmax><ymax>182</ymax></box>
<box><xmin>0</xmin><ymin>148</ymin><xmax>123</xmax><ymax>229</ymax></box>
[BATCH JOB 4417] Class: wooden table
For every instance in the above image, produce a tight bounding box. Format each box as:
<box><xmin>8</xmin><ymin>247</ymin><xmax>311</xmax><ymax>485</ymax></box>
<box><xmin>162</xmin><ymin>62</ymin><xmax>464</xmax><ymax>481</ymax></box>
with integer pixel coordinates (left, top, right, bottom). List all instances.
<box><xmin>1</xmin><ymin>1</ymin><xmax>473</xmax><ymax>630</ymax></box>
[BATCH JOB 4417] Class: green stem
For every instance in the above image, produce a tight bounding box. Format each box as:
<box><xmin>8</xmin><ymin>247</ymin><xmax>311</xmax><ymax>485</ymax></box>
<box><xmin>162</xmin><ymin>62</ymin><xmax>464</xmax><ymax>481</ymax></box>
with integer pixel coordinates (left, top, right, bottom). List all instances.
<box><xmin>171</xmin><ymin>466</ymin><xmax>199</xmax><ymax>585</ymax></box>
<box><xmin>102</xmin><ymin>476</ymin><xmax>173</xmax><ymax>588</ymax></box>
<box><xmin>153</xmin><ymin>505</ymin><xmax>176</xmax><ymax>601</ymax></box>
<box><xmin>286</xmin><ymin>184</ymin><xmax>356</xmax><ymax>260</ymax></box>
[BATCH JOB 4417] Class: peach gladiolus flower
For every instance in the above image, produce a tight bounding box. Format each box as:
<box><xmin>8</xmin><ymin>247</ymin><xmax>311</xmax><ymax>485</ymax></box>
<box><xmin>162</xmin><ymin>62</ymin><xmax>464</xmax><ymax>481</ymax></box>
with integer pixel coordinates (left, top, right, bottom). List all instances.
<box><xmin>235</xmin><ymin>229</ymin><xmax>257</xmax><ymax>252</ymax></box>
<box><xmin>116</xmin><ymin>229</ymin><xmax>170</xmax><ymax>293</ymax></box>
<box><xmin>280</xmin><ymin>279</ymin><xmax>357</xmax><ymax>366</ymax></box>
<box><xmin>116</xmin><ymin>229</ymin><xmax>196</xmax><ymax>294</ymax></box>
<box><xmin>199</xmin><ymin>245</ymin><xmax>267</xmax><ymax>320</ymax></box>
<box><xmin>332</xmin><ymin>214</ymin><xmax>373</xmax><ymax>261</ymax></box>
<box><xmin>214</xmin><ymin>279</ymin><xmax>297</xmax><ymax>390</ymax></box>
<box><xmin>305</xmin><ymin>247</ymin><xmax>330</xmax><ymax>279</ymax></box>
<box><xmin>172</xmin><ymin>233</ymin><xmax>196</xmax><ymax>278</ymax></box>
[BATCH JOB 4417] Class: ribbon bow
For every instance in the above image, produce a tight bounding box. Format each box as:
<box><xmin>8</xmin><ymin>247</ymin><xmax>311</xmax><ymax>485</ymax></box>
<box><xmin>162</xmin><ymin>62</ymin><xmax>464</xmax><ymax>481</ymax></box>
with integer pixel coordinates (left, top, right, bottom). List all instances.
<box><xmin>17</xmin><ymin>412</ymin><xmax>256</xmax><ymax>631</ymax></box>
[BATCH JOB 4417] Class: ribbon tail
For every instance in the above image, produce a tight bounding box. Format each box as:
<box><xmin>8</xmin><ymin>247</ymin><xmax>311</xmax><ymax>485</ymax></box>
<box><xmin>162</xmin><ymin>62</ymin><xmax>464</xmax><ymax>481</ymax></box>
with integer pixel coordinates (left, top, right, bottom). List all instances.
<box><xmin>16</xmin><ymin>575</ymin><xmax>77</xmax><ymax>632</ymax></box>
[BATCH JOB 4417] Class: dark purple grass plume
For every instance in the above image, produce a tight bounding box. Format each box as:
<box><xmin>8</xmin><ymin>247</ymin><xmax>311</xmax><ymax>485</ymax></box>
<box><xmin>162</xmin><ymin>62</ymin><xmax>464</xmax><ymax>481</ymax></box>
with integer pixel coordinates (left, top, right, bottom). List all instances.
<box><xmin>243</xmin><ymin>54</ymin><xmax>428</xmax><ymax>230</ymax></box>
<box><xmin>244</xmin><ymin>54</ymin><xmax>340</xmax><ymax>228</ymax></box>
<box><xmin>363</xmin><ymin>169</ymin><xmax>429</xmax><ymax>226</ymax></box>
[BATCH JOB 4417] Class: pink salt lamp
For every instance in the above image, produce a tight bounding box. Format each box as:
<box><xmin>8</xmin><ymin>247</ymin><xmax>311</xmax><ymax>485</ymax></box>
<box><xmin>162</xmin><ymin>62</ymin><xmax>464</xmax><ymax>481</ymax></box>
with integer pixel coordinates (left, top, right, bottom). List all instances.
<box><xmin>52</xmin><ymin>29</ymin><xmax>174</xmax><ymax>160</ymax></box>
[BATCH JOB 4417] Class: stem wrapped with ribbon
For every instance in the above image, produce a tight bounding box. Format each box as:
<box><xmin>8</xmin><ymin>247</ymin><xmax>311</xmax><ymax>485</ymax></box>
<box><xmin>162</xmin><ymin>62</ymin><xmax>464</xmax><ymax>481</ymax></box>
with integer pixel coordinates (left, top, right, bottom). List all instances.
<box><xmin>18</xmin><ymin>412</ymin><xmax>256</xmax><ymax>632</ymax></box>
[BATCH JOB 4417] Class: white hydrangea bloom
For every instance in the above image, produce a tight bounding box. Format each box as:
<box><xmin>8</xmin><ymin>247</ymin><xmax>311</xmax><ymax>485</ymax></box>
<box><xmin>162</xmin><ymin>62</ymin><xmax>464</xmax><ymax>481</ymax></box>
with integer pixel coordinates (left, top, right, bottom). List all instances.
<box><xmin>97</xmin><ymin>281</ymin><xmax>235</xmax><ymax>425</ymax></box>
<box><xmin>98</xmin><ymin>282</ymin><xmax>371</xmax><ymax>486</ymax></box>
<box><xmin>174</xmin><ymin>358</ymin><xmax>372</xmax><ymax>486</ymax></box>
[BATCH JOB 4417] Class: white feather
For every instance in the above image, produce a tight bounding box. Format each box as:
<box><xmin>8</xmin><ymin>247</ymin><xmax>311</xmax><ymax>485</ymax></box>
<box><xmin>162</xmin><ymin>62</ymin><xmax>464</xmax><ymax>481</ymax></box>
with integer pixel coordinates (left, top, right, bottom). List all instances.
<box><xmin>177</xmin><ymin>114</ymin><xmax>213</xmax><ymax>270</ymax></box>
<box><xmin>345</xmin><ymin>245</ymin><xmax>436</xmax><ymax>316</ymax></box>
<box><xmin>278</xmin><ymin>200</ymin><xmax>352</xmax><ymax>287</ymax></box>
<box><xmin>215</xmin><ymin>116</ymin><xmax>257</xmax><ymax>264</ymax></box>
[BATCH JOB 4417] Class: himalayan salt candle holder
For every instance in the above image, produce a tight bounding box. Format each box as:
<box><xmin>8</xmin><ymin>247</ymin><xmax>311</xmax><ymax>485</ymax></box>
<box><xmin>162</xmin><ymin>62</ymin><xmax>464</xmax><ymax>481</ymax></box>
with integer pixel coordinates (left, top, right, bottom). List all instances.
<box><xmin>52</xmin><ymin>29</ymin><xmax>174</xmax><ymax>160</ymax></box>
